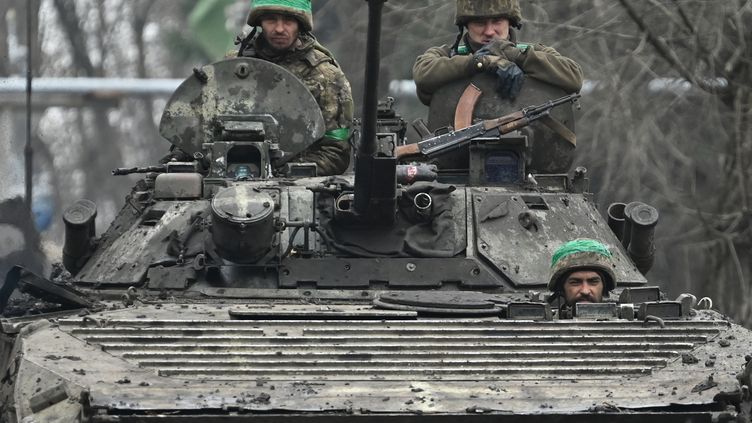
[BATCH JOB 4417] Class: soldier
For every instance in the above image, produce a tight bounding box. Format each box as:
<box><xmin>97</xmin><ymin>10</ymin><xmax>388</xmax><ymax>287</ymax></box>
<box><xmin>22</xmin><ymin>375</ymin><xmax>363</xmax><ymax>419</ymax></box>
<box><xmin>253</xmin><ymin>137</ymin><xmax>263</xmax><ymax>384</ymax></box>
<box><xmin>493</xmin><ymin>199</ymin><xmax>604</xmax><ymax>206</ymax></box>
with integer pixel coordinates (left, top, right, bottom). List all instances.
<box><xmin>238</xmin><ymin>0</ymin><xmax>354</xmax><ymax>176</ymax></box>
<box><xmin>548</xmin><ymin>239</ymin><xmax>616</xmax><ymax>306</ymax></box>
<box><xmin>412</xmin><ymin>0</ymin><xmax>583</xmax><ymax>105</ymax></box>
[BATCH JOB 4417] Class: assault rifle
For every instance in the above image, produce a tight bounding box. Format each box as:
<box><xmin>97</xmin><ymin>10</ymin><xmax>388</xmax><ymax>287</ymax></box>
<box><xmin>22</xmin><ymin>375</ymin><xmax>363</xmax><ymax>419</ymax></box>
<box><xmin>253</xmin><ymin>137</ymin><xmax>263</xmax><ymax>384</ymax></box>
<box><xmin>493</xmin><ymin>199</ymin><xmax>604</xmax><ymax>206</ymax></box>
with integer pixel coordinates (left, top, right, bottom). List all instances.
<box><xmin>394</xmin><ymin>92</ymin><xmax>580</xmax><ymax>160</ymax></box>
<box><xmin>112</xmin><ymin>161</ymin><xmax>201</xmax><ymax>176</ymax></box>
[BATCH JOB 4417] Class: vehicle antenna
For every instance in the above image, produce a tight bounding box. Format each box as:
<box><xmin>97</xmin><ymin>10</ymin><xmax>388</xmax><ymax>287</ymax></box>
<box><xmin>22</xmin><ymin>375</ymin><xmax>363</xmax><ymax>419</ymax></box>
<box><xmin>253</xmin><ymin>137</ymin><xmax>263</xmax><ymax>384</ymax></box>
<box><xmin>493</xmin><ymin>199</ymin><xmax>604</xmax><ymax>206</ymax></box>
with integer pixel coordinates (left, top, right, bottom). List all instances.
<box><xmin>24</xmin><ymin>1</ymin><xmax>34</xmax><ymax>211</ymax></box>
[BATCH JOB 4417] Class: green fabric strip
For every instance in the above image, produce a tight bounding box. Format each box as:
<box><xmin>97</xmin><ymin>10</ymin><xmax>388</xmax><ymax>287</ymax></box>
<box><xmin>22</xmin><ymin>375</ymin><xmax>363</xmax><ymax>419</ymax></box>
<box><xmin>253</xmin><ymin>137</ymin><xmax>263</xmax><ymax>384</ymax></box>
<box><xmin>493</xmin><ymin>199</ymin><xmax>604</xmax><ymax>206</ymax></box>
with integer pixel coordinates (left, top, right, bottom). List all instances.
<box><xmin>252</xmin><ymin>0</ymin><xmax>311</xmax><ymax>13</ymax></box>
<box><xmin>551</xmin><ymin>239</ymin><xmax>612</xmax><ymax>268</ymax></box>
<box><xmin>188</xmin><ymin>0</ymin><xmax>236</xmax><ymax>58</ymax></box>
<box><xmin>324</xmin><ymin>128</ymin><xmax>351</xmax><ymax>141</ymax></box>
<box><xmin>456</xmin><ymin>45</ymin><xmax>470</xmax><ymax>55</ymax></box>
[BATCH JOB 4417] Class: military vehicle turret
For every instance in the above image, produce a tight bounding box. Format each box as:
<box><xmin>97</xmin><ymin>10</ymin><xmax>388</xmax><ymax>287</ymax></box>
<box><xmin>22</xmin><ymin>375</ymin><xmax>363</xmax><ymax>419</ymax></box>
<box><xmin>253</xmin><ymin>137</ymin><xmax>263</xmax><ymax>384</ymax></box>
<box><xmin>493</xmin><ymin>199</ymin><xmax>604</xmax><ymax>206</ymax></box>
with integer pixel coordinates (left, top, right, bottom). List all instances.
<box><xmin>2</xmin><ymin>2</ymin><xmax>751</xmax><ymax>422</ymax></box>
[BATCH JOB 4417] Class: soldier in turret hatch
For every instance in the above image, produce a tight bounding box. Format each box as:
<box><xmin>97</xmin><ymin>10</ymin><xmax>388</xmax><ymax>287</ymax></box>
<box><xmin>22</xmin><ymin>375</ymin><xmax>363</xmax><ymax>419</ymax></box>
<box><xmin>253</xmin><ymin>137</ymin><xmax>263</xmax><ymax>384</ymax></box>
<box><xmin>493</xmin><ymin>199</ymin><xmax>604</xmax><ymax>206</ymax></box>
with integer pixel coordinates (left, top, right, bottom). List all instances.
<box><xmin>412</xmin><ymin>0</ymin><xmax>583</xmax><ymax>105</ymax></box>
<box><xmin>236</xmin><ymin>0</ymin><xmax>354</xmax><ymax>176</ymax></box>
<box><xmin>548</xmin><ymin>239</ymin><xmax>617</xmax><ymax>306</ymax></box>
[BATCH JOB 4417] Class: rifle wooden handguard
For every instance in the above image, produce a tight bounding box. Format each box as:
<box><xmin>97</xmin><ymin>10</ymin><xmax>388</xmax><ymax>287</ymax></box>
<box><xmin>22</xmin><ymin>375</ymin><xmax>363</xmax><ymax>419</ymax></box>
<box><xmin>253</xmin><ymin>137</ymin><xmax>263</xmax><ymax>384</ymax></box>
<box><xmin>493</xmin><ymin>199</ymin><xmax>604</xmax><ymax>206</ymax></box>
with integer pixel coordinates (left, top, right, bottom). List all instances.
<box><xmin>393</xmin><ymin>143</ymin><xmax>421</xmax><ymax>160</ymax></box>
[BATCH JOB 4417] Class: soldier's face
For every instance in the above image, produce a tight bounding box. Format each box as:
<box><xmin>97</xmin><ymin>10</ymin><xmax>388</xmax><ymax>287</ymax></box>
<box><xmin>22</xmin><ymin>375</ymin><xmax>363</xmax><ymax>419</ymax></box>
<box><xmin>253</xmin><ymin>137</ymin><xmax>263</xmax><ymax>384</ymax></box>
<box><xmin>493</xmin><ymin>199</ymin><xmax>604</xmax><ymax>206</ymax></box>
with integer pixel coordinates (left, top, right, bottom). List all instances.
<box><xmin>466</xmin><ymin>17</ymin><xmax>510</xmax><ymax>45</ymax></box>
<box><xmin>562</xmin><ymin>270</ymin><xmax>604</xmax><ymax>305</ymax></box>
<box><xmin>261</xmin><ymin>14</ymin><xmax>299</xmax><ymax>50</ymax></box>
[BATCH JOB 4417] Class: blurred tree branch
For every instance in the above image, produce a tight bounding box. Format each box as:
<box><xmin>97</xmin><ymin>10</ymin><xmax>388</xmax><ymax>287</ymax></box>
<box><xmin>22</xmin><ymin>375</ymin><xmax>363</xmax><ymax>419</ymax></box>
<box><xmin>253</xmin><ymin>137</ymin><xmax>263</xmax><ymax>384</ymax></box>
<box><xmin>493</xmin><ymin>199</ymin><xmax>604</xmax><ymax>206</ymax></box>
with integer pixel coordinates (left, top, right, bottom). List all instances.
<box><xmin>617</xmin><ymin>0</ymin><xmax>726</xmax><ymax>94</ymax></box>
<box><xmin>0</xmin><ymin>3</ymin><xmax>10</xmax><ymax>76</ymax></box>
<box><xmin>52</xmin><ymin>0</ymin><xmax>96</xmax><ymax>76</ymax></box>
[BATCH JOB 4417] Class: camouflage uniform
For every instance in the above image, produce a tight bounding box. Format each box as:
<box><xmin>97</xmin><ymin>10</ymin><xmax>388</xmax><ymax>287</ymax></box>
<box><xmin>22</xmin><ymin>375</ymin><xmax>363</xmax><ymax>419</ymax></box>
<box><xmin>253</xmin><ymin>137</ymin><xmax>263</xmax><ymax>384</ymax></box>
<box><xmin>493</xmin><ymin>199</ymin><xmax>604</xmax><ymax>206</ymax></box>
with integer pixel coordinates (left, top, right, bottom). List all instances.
<box><xmin>242</xmin><ymin>34</ymin><xmax>354</xmax><ymax>175</ymax></box>
<box><xmin>241</xmin><ymin>0</ymin><xmax>353</xmax><ymax>176</ymax></box>
<box><xmin>412</xmin><ymin>0</ymin><xmax>583</xmax><ymax>105</ymax></box>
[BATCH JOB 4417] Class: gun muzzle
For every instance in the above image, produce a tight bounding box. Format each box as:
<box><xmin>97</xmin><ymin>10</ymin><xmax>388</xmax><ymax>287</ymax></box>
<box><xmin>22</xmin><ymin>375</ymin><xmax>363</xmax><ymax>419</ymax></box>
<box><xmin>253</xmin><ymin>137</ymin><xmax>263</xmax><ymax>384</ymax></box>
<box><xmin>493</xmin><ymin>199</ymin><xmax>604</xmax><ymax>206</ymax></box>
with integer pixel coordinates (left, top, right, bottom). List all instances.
<box><xmin>414</xmin><ymin>192</ymin><xmax>433</xmax><ymax>220</ymax></box>
<box><xmin>63</xmin><ymin>199</ymin><xmax>97</xmax><ymax>274</ymax></box>
<box><xmin>626</xmin><ymin>203</ymin><xmax>659</xmax><ymax>275</ymax></box>
<box><xmin>607</xmin><ymin>202</ymin><xmax>627</xmax><ymax>241</ymax></box>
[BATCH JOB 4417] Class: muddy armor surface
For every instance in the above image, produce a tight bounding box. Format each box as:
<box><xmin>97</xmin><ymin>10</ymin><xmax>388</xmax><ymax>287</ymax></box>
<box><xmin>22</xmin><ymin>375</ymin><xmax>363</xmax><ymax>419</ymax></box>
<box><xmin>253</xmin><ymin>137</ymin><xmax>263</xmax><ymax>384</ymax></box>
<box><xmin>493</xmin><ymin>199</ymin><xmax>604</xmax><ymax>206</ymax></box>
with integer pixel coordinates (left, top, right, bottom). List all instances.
<box><xmin>160</xmin><ymin>58</ymin><xmax>325</xmax><ymax>158</ymax></box>
<box><xmin>2</xmin><ymin>5</ymin><xmax>752</xmax><ymax>421</ymax></box>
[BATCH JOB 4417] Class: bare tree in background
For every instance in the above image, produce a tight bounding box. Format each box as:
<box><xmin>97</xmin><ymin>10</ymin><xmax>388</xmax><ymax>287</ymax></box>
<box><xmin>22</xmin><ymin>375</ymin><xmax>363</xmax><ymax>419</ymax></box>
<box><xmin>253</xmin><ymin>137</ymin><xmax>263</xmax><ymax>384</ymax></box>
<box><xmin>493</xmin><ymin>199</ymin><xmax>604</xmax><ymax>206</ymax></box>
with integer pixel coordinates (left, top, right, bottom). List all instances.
<box><xmin>35</xmin><ymin>0</ymin><xmax>198</xmax><ymax>234</ymax></box>
<box><xmin>608</xmin><ymin>0</ymin><xmax>751</xmax><ymax>323</ymax></box>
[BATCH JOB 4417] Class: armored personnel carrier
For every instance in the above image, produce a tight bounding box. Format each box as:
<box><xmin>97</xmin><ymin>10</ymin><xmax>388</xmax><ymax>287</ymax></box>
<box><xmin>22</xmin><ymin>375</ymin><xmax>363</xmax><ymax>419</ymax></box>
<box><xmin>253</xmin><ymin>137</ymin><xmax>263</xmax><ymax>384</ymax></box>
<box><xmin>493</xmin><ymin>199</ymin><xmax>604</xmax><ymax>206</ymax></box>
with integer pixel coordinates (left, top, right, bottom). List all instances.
<box><xmin>2</xmin><ymin>2</ymin><xmax>751</xmax><ymax>422</ymax></box>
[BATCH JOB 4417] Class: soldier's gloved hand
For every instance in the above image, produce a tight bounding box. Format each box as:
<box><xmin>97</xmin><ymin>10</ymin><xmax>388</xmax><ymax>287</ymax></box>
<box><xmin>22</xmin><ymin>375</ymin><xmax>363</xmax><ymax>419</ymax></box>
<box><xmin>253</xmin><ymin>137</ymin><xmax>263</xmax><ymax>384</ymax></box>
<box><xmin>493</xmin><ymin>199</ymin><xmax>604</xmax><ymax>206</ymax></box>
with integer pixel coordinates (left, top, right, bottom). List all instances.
<box><xmin>469</xmin><ymin>49</ymin><xmax>512</xmax><ymax>74</ymax></box>
<box><xmin>481</xmin><ymin>39</ymin><xmax>525</xmax><ymax>63</ymax></box>
<box><xmin>494</xmin><ymin>62</ymin><xmax>525</xmax><ymax>99</ymax></box>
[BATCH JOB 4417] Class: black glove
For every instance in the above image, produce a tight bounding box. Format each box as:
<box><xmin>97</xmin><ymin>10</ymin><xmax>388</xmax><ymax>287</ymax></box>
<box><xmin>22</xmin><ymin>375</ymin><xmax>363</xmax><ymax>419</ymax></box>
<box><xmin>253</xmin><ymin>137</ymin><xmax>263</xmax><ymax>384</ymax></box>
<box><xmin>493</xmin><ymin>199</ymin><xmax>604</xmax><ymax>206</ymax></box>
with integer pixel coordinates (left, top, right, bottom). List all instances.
<box><xmin>470</xmin><ymin>46</ymin><xmax>525</xmax><ymax>99</ymax></box>
<box><xmin>494</xmin><ymin>62</ymin><xmax>524</xmax><ymax>99</ymax></box>
<box><xmin>469</xmin><ymin>48</ymin><xmax>511</xmax><ymax>74</ymax></box>
<box><xmin>480</xmin><ymin>39</ymin><xmax>525</xmax><ymax>63</ymax></box>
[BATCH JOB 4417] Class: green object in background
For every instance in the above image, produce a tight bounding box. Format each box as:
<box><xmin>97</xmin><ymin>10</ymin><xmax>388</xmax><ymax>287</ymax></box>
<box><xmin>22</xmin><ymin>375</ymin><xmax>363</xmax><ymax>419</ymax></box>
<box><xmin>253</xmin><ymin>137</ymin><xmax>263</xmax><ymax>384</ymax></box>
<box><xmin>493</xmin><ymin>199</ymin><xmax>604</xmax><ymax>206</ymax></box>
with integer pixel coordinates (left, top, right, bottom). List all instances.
<box><xmin>189</xmin><ymin>0</ymin><xmax>237</xmax><ymax>59</ymax></box>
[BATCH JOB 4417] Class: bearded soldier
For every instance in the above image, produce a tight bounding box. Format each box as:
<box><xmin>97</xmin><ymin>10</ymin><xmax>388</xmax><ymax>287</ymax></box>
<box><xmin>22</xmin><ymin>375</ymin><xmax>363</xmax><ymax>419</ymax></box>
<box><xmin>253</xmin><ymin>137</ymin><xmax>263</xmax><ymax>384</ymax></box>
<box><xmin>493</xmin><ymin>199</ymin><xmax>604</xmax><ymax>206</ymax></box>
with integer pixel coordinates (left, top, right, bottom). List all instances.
<box><xmin>412</xmin><ymin>0</ymin><xmax>583</xmax><ymax>105</ymax></box>
<box><xmin>548</xmin><ymin>239</ymin><xmax>617</xmax><ymax>307</ymax></box>
<box><xmin>237</xmin><ymin>0</ymin><xmax>353</xmax><ymax>176</ymax></box>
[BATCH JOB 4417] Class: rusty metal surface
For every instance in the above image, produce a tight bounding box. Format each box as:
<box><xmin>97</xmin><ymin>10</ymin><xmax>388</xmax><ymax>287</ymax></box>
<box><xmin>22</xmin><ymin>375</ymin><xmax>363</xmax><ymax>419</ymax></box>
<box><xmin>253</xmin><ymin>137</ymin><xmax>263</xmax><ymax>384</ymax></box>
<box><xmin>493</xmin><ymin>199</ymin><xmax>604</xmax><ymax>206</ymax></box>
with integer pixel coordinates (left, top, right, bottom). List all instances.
<box><xmin>158</xmin><ymin>58</ymin><xmax>325</xmax><ymax>157</ymax></box>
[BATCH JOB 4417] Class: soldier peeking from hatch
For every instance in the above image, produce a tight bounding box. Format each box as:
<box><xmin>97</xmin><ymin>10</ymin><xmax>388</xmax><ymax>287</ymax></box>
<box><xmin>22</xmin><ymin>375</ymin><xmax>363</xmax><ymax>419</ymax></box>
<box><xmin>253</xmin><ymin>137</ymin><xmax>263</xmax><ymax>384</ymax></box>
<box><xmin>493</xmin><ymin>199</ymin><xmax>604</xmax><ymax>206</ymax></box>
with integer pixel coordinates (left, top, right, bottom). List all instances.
<box><xmin>412</xmin><ymin>0</ymin><xmax>583</xmax><ymax>105</ymax></box>
<box><xmin>234</xmin><ymin>0</ymin><xmax>354</xmax><ymax>176</ymax></box>
<box><xmin>547</xmin><ymin>239</ymin><xmax>617</xmax><ymax>307</ymax></box>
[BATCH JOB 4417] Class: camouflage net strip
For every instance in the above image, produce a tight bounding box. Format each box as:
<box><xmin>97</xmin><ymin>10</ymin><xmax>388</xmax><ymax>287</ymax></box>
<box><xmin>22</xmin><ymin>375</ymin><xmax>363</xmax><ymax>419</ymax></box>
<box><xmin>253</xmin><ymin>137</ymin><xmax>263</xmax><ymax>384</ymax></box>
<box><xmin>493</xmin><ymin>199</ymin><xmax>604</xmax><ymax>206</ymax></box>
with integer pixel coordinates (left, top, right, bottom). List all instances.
<box><xmin>251</xmin><ymin>0</ymin><xmax>312</xmax><ymax>13</ymax></box>
<box><xmin>551</xmin><ymin>239</ymin><xmax>612</xmax><ymax>268</ymax></box>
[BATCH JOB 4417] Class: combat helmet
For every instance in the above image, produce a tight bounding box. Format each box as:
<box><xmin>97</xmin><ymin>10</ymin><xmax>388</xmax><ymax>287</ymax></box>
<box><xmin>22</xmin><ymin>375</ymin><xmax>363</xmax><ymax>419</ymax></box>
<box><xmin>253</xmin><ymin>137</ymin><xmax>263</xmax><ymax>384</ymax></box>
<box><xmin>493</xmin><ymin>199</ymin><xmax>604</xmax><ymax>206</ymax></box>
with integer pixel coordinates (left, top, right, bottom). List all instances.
<box><xmin>548</xmin><ymin>239</ymin><xmax>617</xmax><ymax>294</ymax></box>
<box><xmin>247</xmin><ymin>0</ymin><xmax>313</xmax><ymax>32</ymax></box>
<box><xmin>455</xmin><ymin>0</ymin><xmax>523</xmax><ymax>30</ymax></box>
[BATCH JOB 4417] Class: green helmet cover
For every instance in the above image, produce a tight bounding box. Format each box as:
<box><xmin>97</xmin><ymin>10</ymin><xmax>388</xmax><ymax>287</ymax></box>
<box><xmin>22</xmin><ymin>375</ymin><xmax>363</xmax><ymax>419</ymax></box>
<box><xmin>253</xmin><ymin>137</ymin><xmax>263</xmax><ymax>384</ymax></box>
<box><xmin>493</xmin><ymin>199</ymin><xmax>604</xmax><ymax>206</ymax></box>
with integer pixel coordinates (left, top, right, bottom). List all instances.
<box><xmin>248</xmin><ymin>0</ymin><xmax>313</xmax><ymax>32</ymax></box>
<box><xmin>455</xmin><ymin>0</ymin><xmax>523</xmax><ymax>29</ymax></box>
<box><xmin>548</xmin><ymin>239</ymin><xmax>617</xmax><ymax>293</ymax></box>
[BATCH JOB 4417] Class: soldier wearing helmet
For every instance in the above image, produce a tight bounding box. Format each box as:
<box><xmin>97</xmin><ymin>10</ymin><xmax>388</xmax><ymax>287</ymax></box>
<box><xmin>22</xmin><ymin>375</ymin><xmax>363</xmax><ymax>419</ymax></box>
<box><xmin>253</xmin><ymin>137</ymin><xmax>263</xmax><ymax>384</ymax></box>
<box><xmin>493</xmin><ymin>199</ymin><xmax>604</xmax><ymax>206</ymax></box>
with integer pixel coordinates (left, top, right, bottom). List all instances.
<box><xmin>548</xmin><ymin>239</ymin><xmax>617</xmax><ymax>306</ymax></box>
<box><xmin>412</xmin><ymin>0</ymin><xmax>583</xmax><ymax>105</ymax></box>
<box><xmin>237</xmin><ymin>0</ymin><xmax>353</xmax><ymax>176</ymax></box>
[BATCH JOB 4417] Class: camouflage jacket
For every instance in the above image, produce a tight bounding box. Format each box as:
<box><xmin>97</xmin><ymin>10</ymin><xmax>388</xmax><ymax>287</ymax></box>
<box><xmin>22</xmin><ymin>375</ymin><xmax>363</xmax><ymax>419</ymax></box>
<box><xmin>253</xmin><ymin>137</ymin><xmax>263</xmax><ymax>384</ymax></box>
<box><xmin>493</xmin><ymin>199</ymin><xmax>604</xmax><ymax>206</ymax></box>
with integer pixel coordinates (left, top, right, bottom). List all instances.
<box><xmin>412</xmin><ymin>34</ymin><xmax>583</xmax><ymax>105</ymax></box>
<box><xmin>243</xmin><ymin>34</ymin><xmax>354</xmax><ymax>176</ymax></box>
